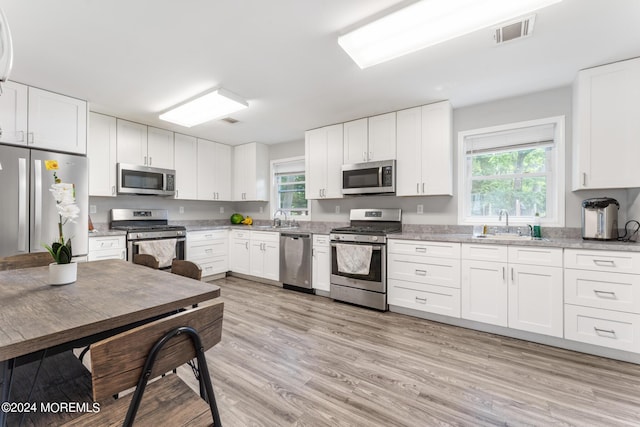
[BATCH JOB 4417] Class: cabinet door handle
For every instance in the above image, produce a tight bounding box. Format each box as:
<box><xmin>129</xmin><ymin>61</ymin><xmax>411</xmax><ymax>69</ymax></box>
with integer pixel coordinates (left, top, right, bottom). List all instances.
<box><xmin>582</xmin><ymin>172</ymin><xmax>587</xmax><ymax>186</ymax></box>
<box><xmin>27</xmin><ymin>132</ymin><xmax>34</xmax><ymax>144</ymax></box>
<box><xmin>422</xmin><ymin>182</ymin><xmax>425</xmax><ymax>193</ymax></box>
<box><xmin>416</xmin><ymin>183</ymin><xmax>420</xmax><ymax>194</ymax></box>
<box><xmin>415</xmin><ymin>296</ymin><xmax>427</xmax><ymax>304</ymax></box>
<box><xmin>18</xmin><ymin>130</ymin><xmax>25</xmax><ymax>142</ymax></box>
<box><xmin>415</xmin><ymin>269</ymin><xmax>427</xmax><ymax>276</ymax></box>
<box><xmin>112</xmin><ymin>185</ymin><xmax>116</xmax><ymax>195</ymax></box>
<box><xmin>245</xmin><ymin>241</ymin><xmax>249</xmax><ymax>250</ymax></box>
<box><xmin>502</xmin><ymin>267</ymin><xmax>506</xmax><ymax>281</ymax></box>
<box><xmin>368</xmin><ymin>151</ymin><xmax>372</xmax><ymax>160</ymax></box>
<box><xmin>594</xmin><ymin>290</ymin><xmax>616</xmax><ymax>298</ymax></box>
<box><xmin>149</xmin><ymin>156</ymin><xmax>152</xmax><ymax>166</ymax></box>
<box><xmin>363</xmin><ymin>151</ymin><xmax>367</xmax><ymax>161</ymax></box>
<box><xmin>593</xmin><ymin>327</ymin><xmax>616</xmax><ymax>337</ymax></box>
<box><xmin>593</xmin><ymin>259</ymin><xmax>615</xmax><ymax>267</ymax></box>
<box><xmin>511</xmin><ymin>267</ymin><xmax>514</xmax><ymax>282</ymax></box>
<box><xmin>415</xmin><ymin>247</ymin><xmax>427</xmax><ymax>253</ymax></box>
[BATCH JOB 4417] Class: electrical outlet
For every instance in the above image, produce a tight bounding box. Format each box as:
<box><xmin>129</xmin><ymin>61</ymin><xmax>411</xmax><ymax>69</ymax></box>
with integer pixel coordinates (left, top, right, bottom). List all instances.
<box><xmin>179</xmin><ymin>206</ymin><xmax>184</xmax><ymax>214</ymax></box>
<box><xmin>89</xmin><ymin>205</ymin><xmax>97</xmax><ymax>214</ymax></box>
<box><xmin>219</xmin><ymin>206</ymin><xmax>224</xmax><ymax>214</ymax></box>
<box><xmin>335</xmin><ymin>205</ymin><xmax>340</xmax><ymax>214</ymax></box>
<box><xmin>417</xmin><ymin>204</ymin><xmax>424</xmax><ymax>214</ymax></box>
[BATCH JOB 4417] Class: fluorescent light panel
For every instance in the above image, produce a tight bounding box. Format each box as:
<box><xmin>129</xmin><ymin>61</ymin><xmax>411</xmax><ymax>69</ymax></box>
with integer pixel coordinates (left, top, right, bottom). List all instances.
<box><xmin>159</xmin><ymin>88</ymin><xmax>248</xmax><ymax>127</ymax></box>
<box><xmin>338</xmin><ymin>0</ymin><xmax>563</xmax><ymax>69</ymax></box>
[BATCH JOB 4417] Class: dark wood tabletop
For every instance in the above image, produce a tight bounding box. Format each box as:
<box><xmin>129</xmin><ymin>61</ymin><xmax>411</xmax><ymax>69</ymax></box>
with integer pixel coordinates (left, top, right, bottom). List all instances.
<box><xmin>0</xmin><ymin>259</ymin><xmax>221</xmax><ymax>362</ymax></box>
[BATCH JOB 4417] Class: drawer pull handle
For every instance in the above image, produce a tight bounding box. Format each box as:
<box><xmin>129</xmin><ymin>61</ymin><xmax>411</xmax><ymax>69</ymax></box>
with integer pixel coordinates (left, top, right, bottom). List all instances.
<box><xmin>593</xmin><ymin>259</ymin><xmax>616</xmax><ymax>267</ymax></box>
<box><xmin>205</xmin><ymin>249</ymin><xmax>213</xmax><ymax>253</ymax></box>
<box><xmin>594</xmin><ymin>327</ymin><xmax>616</xmax><ymax>337</ymax></box>
<box><xmin>415</xmin><ymin>269</ymin><xmax>427</xmax><ymax>276</ymax></box>
<box><xmin>415</xmin><ymin>247</ymin><xmax>427</xmax><ymax>253</ymax></box>
<box><xmin>593</xmin><ymin>290</ymin><xmax>617</xmax><ymax>298</ymax></box>
<box><xmin>415</xmin><ymin>296</ymin><xmax>427</xmax><ymax>304</ymax></box>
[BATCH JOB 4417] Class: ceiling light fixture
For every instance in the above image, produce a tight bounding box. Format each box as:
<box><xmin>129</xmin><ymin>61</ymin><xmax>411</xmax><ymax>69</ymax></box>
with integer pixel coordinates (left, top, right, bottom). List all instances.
<box><xmin>338</xmin><ymin>0</ymin><xmax>563</xmax><ymax>69</ymax></box>
<box><xmin>159</xmin><ymin>88</ymin><xmax>248</xmax><ymax>127</ymax></box>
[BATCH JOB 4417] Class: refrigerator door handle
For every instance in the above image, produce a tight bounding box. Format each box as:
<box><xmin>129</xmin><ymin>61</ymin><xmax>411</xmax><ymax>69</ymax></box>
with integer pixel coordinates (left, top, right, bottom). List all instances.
<box><xmin>34</xmin><ymin>159</ymin><xmax>43</xmax><ymax>247</ymax></box>
<box><xmin>18</xmin><ymin>157</ymin><xmax>28</xmax><ymax>252</ymax></box>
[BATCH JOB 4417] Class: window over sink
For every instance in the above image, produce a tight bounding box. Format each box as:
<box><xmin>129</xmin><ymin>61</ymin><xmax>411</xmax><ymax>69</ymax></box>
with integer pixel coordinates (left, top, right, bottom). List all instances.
<box><xmin>458</xmin><ymin>116</ymin><xmax>565</xmax><ymax>227</ymax></box>
<box><xmin>271</xmin><ymin>157</ymin><xmax>309</xmax><ymax>219</ymax></box>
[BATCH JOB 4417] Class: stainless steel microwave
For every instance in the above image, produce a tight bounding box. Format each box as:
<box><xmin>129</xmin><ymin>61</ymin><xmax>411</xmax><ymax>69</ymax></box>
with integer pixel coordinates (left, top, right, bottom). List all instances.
<box><xmin>342</xmin><ymin>160</ymin><xmax>396</xmax><ymax>195</ymax></box>
<box><xmin>117</xmin><ymin>163</ymin><xmax>175</xmax><ymax>196</ymax></box>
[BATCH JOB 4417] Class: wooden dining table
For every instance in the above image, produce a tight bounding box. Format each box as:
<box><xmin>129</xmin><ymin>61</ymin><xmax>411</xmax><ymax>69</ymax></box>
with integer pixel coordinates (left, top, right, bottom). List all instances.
<box><xmin>0</xmin><ymin>259</ymin><xmax>221</xmax><ymax>425</ymax></box>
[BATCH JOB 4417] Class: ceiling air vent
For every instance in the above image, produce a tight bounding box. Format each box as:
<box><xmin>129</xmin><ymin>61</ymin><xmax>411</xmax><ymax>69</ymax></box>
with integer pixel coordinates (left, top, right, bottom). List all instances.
<box><xmin>494</xmin><ymin>15</ymin><xmax>536</xmax><ymax>44</ymax></box>
<box><xmin>221</xmin><ymin>117</ymin><xmax>239</xmax><ymax>124</ymax></box>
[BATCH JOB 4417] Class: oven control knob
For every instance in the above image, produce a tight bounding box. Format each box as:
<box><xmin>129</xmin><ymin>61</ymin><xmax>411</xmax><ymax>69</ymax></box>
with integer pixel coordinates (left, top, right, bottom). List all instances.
<box><xmin>372</xmin><ymin>236</ymin><xmax>378</xmax><ymax>241</ymax></box>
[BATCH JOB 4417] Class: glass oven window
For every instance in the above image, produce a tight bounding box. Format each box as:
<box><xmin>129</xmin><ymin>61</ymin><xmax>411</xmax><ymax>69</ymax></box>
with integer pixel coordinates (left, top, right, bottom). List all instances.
<box><xmin>330</xmin><ymin>244</ymin><xmax>382</xmax><ymax>282</ymax></box>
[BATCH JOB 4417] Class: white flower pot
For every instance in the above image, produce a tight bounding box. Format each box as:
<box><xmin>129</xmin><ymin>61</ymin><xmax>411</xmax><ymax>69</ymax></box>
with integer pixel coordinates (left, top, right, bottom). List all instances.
<box><xmin>49</xmin><ymin>262</ymin><xmax>77</xmax><ymax>286</ymax></box>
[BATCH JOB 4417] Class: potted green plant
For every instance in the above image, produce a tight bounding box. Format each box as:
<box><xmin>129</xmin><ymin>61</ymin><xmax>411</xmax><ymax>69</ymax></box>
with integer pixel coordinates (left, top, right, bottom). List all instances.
<box><xmin>42</xmin><ymin>160</ymin><xmax>80</xmax><ymax>285</ymax></box>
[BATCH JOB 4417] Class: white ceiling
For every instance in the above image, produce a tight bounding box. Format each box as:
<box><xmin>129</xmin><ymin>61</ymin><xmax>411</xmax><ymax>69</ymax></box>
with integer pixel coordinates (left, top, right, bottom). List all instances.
<box><xmin>2</xmin><ymin>0</ymin><xmax>639</xmax><ymax>146</ymax></box>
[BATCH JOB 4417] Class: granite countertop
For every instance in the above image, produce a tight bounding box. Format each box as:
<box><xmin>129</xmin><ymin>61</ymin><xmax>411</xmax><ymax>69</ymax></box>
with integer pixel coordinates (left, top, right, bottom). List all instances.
<box><xmin>388</xmin><ymin>232</ymin><xmax>640</xmax><ymax>252</ymax></box>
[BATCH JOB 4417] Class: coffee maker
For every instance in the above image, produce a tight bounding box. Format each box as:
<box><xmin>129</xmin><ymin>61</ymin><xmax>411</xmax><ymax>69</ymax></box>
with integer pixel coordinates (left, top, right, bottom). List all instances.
<box><xmin>581</xmin><ymin>198</ymin><xmax>619</xmax><ymax>240</ymax></box>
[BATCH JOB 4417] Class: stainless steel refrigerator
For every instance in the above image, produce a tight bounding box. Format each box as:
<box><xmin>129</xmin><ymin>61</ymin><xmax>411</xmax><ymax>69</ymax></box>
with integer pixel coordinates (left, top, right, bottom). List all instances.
<box><xmin>0</xmin><ymin>145</ymin><xmax>88</xmax><ymax>258</ymax></box>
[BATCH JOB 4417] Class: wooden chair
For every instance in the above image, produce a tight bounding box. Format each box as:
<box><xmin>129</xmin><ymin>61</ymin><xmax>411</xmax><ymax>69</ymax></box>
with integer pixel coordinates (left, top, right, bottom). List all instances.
<box><xmin>63</xmin><ymin>300</ymin><xmax>224</xmax><ymax>426</ymax></box>
<box><xmin>133</xmin><ymin>253</ymin><xmax>160</xmax><ymax>269</ymax></box>
<box><xmin>0</xmin><ymin>251</ymin><xmax>53</xmax><ymax>271</ymax></box>
<box><xmin>171</xmin><ymin>259</ymin><xmax>203</xmax><ymax>281</ymax></box>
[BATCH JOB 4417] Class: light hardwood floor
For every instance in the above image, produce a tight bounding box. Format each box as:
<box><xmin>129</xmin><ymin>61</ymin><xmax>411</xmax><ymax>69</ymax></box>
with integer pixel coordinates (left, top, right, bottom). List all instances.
<box><xmin>179</xmin><ymin>276</ymin><xmax>640</xmax><ymax>426</ymax></box>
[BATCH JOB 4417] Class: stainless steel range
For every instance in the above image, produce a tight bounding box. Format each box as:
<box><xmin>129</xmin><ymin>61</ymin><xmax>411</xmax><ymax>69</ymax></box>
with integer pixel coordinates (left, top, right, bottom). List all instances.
<box><xmin>110</xmin><ymin>209</ymin><xmax>186</xmax><ymax>267</ymax></box>
<box><xmin>330</xmin><ymin>208</ymin><xmax>402</xmax><ymax>311</ymax></box>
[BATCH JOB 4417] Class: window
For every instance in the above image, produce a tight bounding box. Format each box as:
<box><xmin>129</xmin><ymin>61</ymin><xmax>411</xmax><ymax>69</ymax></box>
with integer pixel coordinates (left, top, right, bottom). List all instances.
<box><xmin>271</xmin><ymin>157</ymin><xmax>310</xmax><ymax>219</ymax></box>
<box><xmin>458</xmin><ymin>116</ymin><xmax>565</xmax><ymax>226</ymax></box>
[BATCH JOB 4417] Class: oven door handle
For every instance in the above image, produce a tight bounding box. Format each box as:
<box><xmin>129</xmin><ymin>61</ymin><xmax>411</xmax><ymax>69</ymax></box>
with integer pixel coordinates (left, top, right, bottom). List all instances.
<box><xmin>331</xmin><ymin>243</ymin><xmax>383</xmax><ymax>251</ymax></box>
<box><xmin>131</xmin><ymin>237</ymin><xmax>186</xmax><ymax>244</ymax></box>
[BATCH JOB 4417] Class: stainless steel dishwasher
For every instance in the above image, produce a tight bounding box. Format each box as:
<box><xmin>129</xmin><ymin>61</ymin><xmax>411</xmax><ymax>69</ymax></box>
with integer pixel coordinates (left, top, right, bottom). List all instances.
<box><xmin>279</xmin><ymin>231</ymin><xmax>313</xmax><ymax>293</ymax></box>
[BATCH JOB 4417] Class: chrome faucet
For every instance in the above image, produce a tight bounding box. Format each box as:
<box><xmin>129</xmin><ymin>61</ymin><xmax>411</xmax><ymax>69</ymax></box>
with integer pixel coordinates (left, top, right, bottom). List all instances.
<box><xmin>498</xmin><ymin>209</ymin><xmax>510</xmax><ymax>233</ymax></box>
<box><xmin>273</xmin><ymin>209</ymin><xmax>288</xmax><ymax>227</ymax></box>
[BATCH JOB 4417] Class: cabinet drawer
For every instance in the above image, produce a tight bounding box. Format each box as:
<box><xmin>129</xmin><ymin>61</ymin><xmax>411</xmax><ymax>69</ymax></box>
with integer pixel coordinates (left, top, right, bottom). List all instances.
<box><xmin>564</xmin><ymin>249</ymin><xmax>640</xmax><ymax>274</ymax></box>
<box><xmin>313</xmin><ymin>234</ymin><xmax>330</xmax><ymax>247</ymax></box>
<box><xmin>188</xmin><ymin>229</ymin><xmax>227</xmax><ymax>243</ymax></box>
<box><xmin>198</xmin><ymin>257</ymin><xmax>228</xmax><ymax>277</ymax></box>
<box><xmin>564</xmin><ymin>304</ymin><xmax>640</xmax><ymax>352</ymax></box>
<box><xmin>87</xmin><ymin>248</ymin><xmax>126</xmax><ymax>261</ymax></box>
<box><xmin>388</xmin><ymin>279</ymin><xmax>460</xmax><ymax>317</ymax></box>
<box><xmin>250</xmin><ymin>231</ymin><xmax>280</xmax><ymax>242</ymax></box>
<box><xmin>230</xmin><ymin>229</ymin><xmax>251</xmax><ymax>240</ymax></box>
<box><xmin>89</xmin><ymin>236</ymin><xmax>125</xmax><ymax>251</ymax></box>
<box><xmin>565</xmin><ymin>269</ymin><xmax>640</xmax><ymax>314</ymax></box>
<box><xmin>461</xmin><ymin>244</ymin><xmax>508</xmax><ymax>261</ymax></box>
<box><xmin>388</xmin><ymin>253</ymin><xmax>460</xmax><ymax>288</ymax></box>
<box><xmin>188</xmin><ymin>241</ymin><xmax>227</xmax><ymax>260</ymax></box>
<box><xmin>508</xmin><ymin>246</ymin><xmax>562</xmax><ymax>267</ymax></box>
<box><xmin>388</xmin><ymin>240</ymin><xmax>460</xmax><ymax>259</ymax></box>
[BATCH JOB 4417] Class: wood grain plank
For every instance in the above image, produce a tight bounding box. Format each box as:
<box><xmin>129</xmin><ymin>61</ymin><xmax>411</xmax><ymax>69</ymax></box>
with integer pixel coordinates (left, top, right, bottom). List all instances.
<box><xmin>177</xmin><ymin>275</ymin><xmax>640</xmax><ymax>427</ymax></box>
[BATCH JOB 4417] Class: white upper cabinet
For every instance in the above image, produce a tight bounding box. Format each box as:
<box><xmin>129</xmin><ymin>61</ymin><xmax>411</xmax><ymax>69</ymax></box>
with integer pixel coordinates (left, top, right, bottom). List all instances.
<box><xmin>573</xmin><ymin>57</ymin><xmax>640</xmax><ymax>190</ymax></box>
<box><xmin>305</xmin><ymin>123</ymin><xmax>344</xmax><ymax>199</ymax></box>
<box><xmin>233</xmin><ymin>142</ymin><xmax>269</xmax><ymax>201</ymax></box>
<box><xmin>88</xmin><ymin>112</ymin><xmax>117</xmax><ymax>197</ymax></box>
<box><xmin>27</xmin><ymin>87</ymin><xmax>87</xmax><ymax>154</ymax></box>
<box><xmin>343</xmin><ymin>113</ymin><xmax>396</xmax><ymax>164</ymax></box>
<box><xmin>197</xmin><ymin>139</ymin><xmax>231</xmax><ymax>201</ymax></box>
<box><xmin>116</xmin><ymin>119</ymin><xmax>147</xmax><ymax>165</ymax></box>
<box><xmin>146</xmin><ymin>126</ymin><xmax>174</xmax><ymax>169</ymax></box>
<box><xmin>116</xmin><ymin>120</ymin><xmax>174</xmax><ymax>169</ymax></box>
<box><xmin>367</xmin><ymin>112</ymin><xmax>396</xmax><ymax>161</ymax></box>
<box><xmin>174</xmin><ymin>133</ymin><xmax>198</xmax><ymax>200</ymax></box>
<box><xmin>396</xmin><ymin>101</ymin><xmax>452</xmax><ymax>196</ymax></box>
<box><xmin>0</xmin><ymin>82</ymin><xmax>86</xmax><ymax>154</ymax></box>
<box><xmin>0</xmin><ymin>80</ymin><xmax>27</xmax><ymax>145</ymax></box>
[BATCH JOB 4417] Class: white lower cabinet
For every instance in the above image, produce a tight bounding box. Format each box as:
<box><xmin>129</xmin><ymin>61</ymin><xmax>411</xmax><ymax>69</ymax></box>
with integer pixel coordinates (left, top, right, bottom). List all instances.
<box><xmin>388</xmin><ymin>240</ymin><xmax>461</xmax><ymax>317</ymax></box>
<box><xmin>312</xmin><ymin>234</ymin><xmax>330</xmax><ymax>292</ymax></box>
<box><xmin>249</xmin><ymin>231</ymin><xmax>280</xmax><ymax>281</ymax></box>
<box><xmin>186</xmin><ymin>230</ymin><xmax>228</xmax><ymax>278</ymax></box>
<box><xmin>461</xmin><ymin>244</ymin><xmax>563</xmax><ymax>337</ymax></box>
<box><xmin>88</xmin><ymin>235</ymin><xmax>126</xmax><ymax>261</ymax></box>
<box><xmin>229</xmin><ymin>230</ymin><xmax>251</xmax><ymax>275</ymax></box>
<box><xmin>564</xmin><ymin>249</ymin><xmax>640</xmax><ymax>352</ymax></box>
